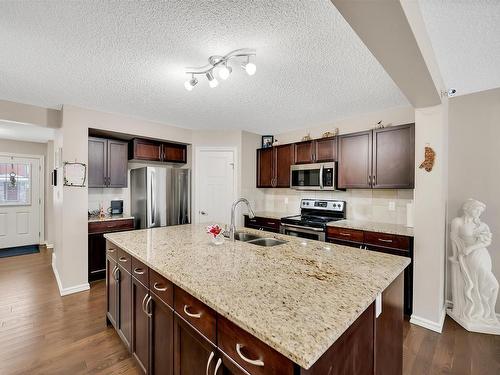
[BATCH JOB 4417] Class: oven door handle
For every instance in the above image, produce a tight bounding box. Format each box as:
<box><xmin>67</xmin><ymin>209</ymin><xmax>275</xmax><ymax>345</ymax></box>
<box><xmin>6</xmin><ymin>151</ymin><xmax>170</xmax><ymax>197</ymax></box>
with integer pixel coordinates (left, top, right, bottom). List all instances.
<box><xmin>281</xmin><ymin>223</ymin><xmax>325</xmax><ymax>232</ymax></box>
<box><xmin>319</xmin><ymin>164</ymin><xmax>324</xmax><ymax>190</ymax></box>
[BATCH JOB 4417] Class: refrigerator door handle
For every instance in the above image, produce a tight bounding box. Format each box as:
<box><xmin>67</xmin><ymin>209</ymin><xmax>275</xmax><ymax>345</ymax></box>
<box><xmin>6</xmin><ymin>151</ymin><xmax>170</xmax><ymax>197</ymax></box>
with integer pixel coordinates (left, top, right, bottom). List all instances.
<box><xmin>149</xmin><ymin>169</ymin><xmax>156</xmax><ymax>227</ymax></box>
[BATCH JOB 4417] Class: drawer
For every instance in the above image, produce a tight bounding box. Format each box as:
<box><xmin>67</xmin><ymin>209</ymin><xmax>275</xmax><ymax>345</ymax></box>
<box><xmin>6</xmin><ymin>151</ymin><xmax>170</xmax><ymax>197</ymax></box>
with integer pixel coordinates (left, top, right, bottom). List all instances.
<box><xmin>326</xmin><ymin>226</ymin><xmax>364</xmax><ymax>243</ymax></box>
<box><xmin>218</xmin><ymin>316</ymin><xmax>294</xmax><ymax>375</ymax></box>
<box><xmin>364</xmin><ymin>231</ymin><xmax>410</xmax><ymax>252</ymax></box>
<box><xmin>149</xmin><ymin>269</ymin><xmax>173</xmax><ymax>308</ymax></box>
<box><xmin>88</xmin><ymin>219</ymin><xmax>134</xmax><ymax>234</ymax></box>
<box><xmin>105</xmin><ymin>240</ymin><xmax>118</xmax><ymax>261</ymax></box>
<box><xmin>131</xmin><ymin>257</ymin><xmax>149</xmax><ymax>286</ymax></box>
<box><xmin>245</xmin><ymin>216</ymin><xmax>281</xmax><ymax>231</ymax></box>
<box><xmin>116</xmin><ymin>248</ymin><xmax>132</xmax><ymax>273</ymax></box>
<box><xmin>174</xmin><ymin>286</ymin><xmax>216</xmax><ymax>344</ymax></box>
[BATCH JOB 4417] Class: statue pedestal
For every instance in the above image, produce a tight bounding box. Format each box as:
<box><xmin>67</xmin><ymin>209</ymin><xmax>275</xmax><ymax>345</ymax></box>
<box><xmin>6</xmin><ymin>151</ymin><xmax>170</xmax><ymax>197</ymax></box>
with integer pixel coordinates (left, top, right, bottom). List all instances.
<box><xmin>447</xmin><ymin>308</ymin><xmax>500</xmax><ymax>335</ymax></box>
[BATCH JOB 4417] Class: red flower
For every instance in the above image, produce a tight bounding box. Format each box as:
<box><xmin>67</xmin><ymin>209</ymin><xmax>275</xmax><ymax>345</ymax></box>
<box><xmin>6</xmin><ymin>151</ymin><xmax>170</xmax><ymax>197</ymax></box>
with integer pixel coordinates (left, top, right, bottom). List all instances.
<box><xmin>206</xmin><ymin>224</ymin><xmax>222</xmax><ymax>238</ymax></box>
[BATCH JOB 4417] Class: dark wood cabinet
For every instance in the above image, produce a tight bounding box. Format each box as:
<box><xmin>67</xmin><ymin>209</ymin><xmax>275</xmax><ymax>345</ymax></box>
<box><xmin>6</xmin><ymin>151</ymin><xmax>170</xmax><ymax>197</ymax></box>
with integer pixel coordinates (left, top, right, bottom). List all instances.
<box><xmin>338</xmin><ymin>130</ymin><xmax>373</xmax><ymax>189</ymax></box>
<box><xmin>88</xmin><ymin>137</ymin><xmax>128</xmax><ymax>188</ymax></box>
<box><xmin>150</xmin><ymin>293</ymin><xmax>174</xmax><ymax>375</ymax></box>
<box><xmin>88</xmin><ymin>219</ymin><xmax>134</xmax><ymax>282</ymax></box>
<box><xmin>106</xmin><ymin>256</ymin><xmax>118</xmax><ymax>328</ymax></box>
<box><xmin>174</xmin><ymin>314</ymin><xmax>217</xmax><ymax>375</ymax></box>
<box><xmin>256</xmin><ymin>148</ymin><xmax>273</xmax><ymax>188</ymax></box>
<box><xmin>132</xmin><ymin>277</ymin><xmax>150</xmax><ymax>374</ymax></box>
<box><xmin>315</xmin><ymin>137</ymin><xmax>337</xmax><ymax>162</ymax></box>
<box><xmin>256</xmin><ymin>144</ymin><xmax>294</xmax><ymax>188</ymax></box>
<box><xmin>372</xmin><ymin>124</ymin><xmax>415</xmax><ymax>189</ymax></box>
<box><xmin>294</xmin><ymin>141</ymin><xmax>315</xmax><ymax>164</ymax></box>
<box><xmin>117</xmin><ymin>265</ymin><xmax>132</xmax><ymax>350</ymax></box>
<box><xmin>129</xmin><ymin>138</ymin><xmax>187</xmax><ymax>164</ymax></box>
<box><xmin>244</xmin><ymin>215</ymin><xmax>281</xmax><ymax>233</ymax></box>
<box><xmin>220</xmin><ymin>353</ymin><xmax>251</xmax><ymax>375</ymax></box>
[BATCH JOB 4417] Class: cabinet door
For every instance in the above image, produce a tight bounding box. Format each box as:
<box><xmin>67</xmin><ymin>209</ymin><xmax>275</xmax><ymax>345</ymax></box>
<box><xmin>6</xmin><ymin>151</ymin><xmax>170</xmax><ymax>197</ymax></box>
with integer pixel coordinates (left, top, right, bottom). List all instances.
<box><xmin>131</xmin><ymin>139</ymin><xmax>162</xmax><ymax>162</ymax></box>
<box><xmin>338</xmin><ymin>130</ymin><xmax>372</xmax><ymax>189</ymax></box>
<box><xmin>217</xmin><ymin>353</ymin><xmax>251</xmax><ymax>375</ymax></box>
<box><xmin>150</xmin><ymin>294</ymin><xmax>174</xmax><ymax>375</ymax></box>
<box><xmin>174</xmin><ymin>314</ymin><xmax>217</xmax><ymax>375</ymax></box>
<box><xmin>88</xmin><ymin>137</ymin><xmax>107</xmax><ymax>187</ymax></box>
<box><xmin>117</xmin><ymin>267</ymin><xmax>132</xmax><ymax>350</ymax></box>
<box><xmin>107</xmin><ymin>139</ymin><xmax>128</xmax><ymax>188</ymax></box>
<box><xmin>315</xmin><ymin>137</ymin><xmax>337</xmax><ymax>162</ymax></box>
<box><xmin>256</xmin><ymin>148</ymin><xmax>273</xmax><ymax>188</ymax></box>
<box><xmin>274</xmin><ymin>144</ymin><xmax>294</xmax><ymax>187</ymax></box>
<box><xmin>88</xmin><ymin>233</ymin><xmax>106</xmax><ymax>282</ymax></box>
<box><xmin>372</xmin><ymin>124</ymin><xmax>415</xmax><ymax>189</ymax></box>
<box><xmin>132</xmin><ymin>277</ymin><xmax>150</xmax><ymax>374</ymax></box>
<box><xmin>106</xmin><ymin>257</ymin><xmax>118</xmax><ymax>327</ymax></box>
<box><xmin>294</xmin><ymin>141</ymin><xmax>315</xmax><ymax>164</ymax></box>
<box><xmin>162</xmin><ymin>143</ymin><xmax>187</xmax><ymax>163</ymax></box>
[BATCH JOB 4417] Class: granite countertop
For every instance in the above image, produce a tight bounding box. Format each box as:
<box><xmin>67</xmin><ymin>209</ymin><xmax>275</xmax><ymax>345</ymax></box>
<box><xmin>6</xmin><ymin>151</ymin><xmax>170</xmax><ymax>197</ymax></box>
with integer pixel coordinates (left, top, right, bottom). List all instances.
<box><xmin>88</xmin><ymin>215</ymin><xmax>134</xmax><ymax>223</ymax></box>
<box><xmin>104</xmin><ymin>224</ymin><xmax>409</xmax><ymax>369</ymax></box>
<box><xmin>247</xmin><ymin>211</ymin><xmax>299</xmax><ymax>220</ymax></box>
<box><xmin>327</xmin><ymin>219</ymin><xmax>414</xmax><ymax>237</ymax></box>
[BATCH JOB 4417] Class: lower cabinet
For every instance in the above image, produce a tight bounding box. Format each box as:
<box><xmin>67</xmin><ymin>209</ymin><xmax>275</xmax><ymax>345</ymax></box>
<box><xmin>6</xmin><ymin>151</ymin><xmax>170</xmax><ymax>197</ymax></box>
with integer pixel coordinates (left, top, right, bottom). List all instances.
<box><xmin>150</xmin><ymin>293</ymin><xmax>174</xmax><ymax>375</ymax></box>
<box><xmin>117</xmin><ymin>265</ymin><xmax>132</xmax><ymax>350</ymax></box>
<box><xmin>132</xmin><ymin>277</ymin><xmax>150</xmax><ymax>374</ymax></box>
<box><xmin>106</xmin><ymin>257</ymin><xmax>118</xmax><ymax>327</ymax></box>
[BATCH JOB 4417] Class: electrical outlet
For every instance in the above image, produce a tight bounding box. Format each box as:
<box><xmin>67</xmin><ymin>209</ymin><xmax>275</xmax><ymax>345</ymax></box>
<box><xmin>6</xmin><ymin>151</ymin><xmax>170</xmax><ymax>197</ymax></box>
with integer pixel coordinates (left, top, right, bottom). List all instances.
<box><xmin>388</xmin><ymin>201</ymin><xmax>396</xmax><ymax>211</ymax></box>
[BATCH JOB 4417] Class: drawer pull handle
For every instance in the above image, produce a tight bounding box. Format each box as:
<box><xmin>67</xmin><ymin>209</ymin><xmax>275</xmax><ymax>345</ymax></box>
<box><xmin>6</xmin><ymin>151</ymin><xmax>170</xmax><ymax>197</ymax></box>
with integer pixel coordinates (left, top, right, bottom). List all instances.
<box><xmin>378</xmin><ymin>238</ymin><xmax>393</xmax><ymax>243</ymax></box>
<box><xmin>118</xmin><ymin>256</ymin><xmax>127</xmax><ymax>262</ymax></box>
<box><xmin>133</xmin><ymin>267</ymin><xmax>145</xmax><ymax>275</ymax></box>
<box><xmin>236</xmin><ymin>343</ymin><xmax>264</xmax><ymax>367</ymax></box>
<box><xmin>206</xmin><ymin>351</ymin><xmax>214</xmax><ymax>375</ymax></box>
<box><xmin>214</xmin><ymin>358</ymin><xmax>222</xmax><ymax>375</ymax></box>
<box><xmin>107</xmin><ymin>248</ymin><xmax>116</xmax><ymax>253</ymax></box>
<box><xmin>183</xmin><ymin>305</ymin><xmax>202</xmax><ymax>319</ymax></box>
<box><xmin>153</xmin><ymin>282</ymin><xmax>167</xmax><ymax>292</ymax></box>
<box><xmin>267</xmin><ymin>222</ymin><xmax>275</xmax><ymax>226</ymax></box>
<box><xmin>339</xmin><ymin>232</ymin><xmax>351</xmax><ymax>236</ymax></box>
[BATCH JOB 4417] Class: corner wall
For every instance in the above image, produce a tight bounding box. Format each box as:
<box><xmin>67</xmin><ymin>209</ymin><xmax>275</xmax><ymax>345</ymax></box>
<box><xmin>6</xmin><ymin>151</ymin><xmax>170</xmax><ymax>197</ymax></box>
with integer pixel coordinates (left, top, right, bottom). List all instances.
<box><xmin>448</xmin><ymin>87</ymin><xmax>500</xmax><ymax>313</ymax></box>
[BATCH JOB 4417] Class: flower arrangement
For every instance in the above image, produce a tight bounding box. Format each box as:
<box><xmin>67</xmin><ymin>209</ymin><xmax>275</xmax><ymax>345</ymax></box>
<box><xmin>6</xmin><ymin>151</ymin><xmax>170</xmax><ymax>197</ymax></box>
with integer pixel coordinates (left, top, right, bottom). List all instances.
<box><xmin>206</xmin><ymin>224</ymin><xmax>224</xmax><ymax>245</ymax></box>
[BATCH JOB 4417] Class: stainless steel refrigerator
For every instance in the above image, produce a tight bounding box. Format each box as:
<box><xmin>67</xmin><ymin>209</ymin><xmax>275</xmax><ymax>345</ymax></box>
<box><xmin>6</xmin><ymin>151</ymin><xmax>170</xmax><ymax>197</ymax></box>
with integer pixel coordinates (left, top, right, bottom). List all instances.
<box><xmin>130</xmin><ymin>167</ymin><xmax>190</xmax><ymax>229</ymax></box>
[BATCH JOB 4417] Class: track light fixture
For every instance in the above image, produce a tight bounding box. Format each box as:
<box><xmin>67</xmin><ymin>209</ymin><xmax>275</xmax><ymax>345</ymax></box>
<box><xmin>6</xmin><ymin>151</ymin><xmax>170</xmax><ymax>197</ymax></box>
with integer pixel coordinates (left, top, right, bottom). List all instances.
<box><xmin>184</xmin><ymin>48</ymin><xmax>256</xmax><ymax>91</ymax></box>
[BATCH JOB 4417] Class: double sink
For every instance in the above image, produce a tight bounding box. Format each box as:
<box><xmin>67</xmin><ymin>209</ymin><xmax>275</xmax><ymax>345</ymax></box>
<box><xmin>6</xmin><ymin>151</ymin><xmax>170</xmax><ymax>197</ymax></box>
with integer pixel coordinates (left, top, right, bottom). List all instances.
<box><xmin>233</xmin><ymin>232</ymin><xmax>287</xmax><ymax>247</ymax></box>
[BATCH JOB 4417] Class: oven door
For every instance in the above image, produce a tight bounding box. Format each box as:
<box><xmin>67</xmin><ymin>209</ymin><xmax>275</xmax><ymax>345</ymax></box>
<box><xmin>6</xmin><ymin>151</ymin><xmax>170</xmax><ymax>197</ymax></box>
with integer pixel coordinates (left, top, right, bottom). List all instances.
<box><xmin>290</xmin><ymin>163</ymin><xmax>336</xmax><ymax>190</ymax></box>
<box><xmin>280</xmin><ymin>223</ymin><xmax>325</xmax><ymax>241</ymax></box>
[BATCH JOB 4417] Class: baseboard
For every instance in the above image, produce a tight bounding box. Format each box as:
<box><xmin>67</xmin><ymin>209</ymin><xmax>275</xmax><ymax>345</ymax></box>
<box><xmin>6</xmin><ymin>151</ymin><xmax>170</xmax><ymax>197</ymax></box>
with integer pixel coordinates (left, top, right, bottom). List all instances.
<box><xmin>44</xmin><ymin>242</ymin><xmax>54</xmax><ymax>249</ymax></box>
<box><xmin>410</xmin><ymin>306</ymin><xmax>446</xmax><ymax>333</ymax></box>
<box><xmin>51</xmin><ymin>253</ymin><xmax>90</xmax><ymax>296</ymax></box>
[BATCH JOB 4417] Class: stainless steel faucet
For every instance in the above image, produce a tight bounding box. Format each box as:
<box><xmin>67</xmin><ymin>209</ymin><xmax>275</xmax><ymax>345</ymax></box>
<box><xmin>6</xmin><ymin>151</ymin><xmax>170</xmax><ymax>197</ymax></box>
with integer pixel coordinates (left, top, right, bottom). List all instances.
<box><xmin>229</xmin><ymin>198</ymin><xmax>255</xmax><ymax>241</ymax></box>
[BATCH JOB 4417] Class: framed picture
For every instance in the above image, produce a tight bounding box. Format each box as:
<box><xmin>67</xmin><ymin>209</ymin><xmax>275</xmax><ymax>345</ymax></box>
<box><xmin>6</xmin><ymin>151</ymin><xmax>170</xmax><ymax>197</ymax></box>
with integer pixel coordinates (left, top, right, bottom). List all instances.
<box><xmin>261</xmin><ymin>135</ymin><xmax>274</xmax><ymax>148</ymax></box>
<box><xmin>63</xmin><ymin>162</ymin><xmax>87</xmax><ymax>187</ymax></box>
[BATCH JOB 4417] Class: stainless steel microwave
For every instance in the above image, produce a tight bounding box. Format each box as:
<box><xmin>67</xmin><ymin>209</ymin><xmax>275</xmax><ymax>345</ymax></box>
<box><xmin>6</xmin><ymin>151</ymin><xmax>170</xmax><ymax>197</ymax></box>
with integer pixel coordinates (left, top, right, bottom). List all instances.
<box><xmin>290</xmin><ymin>162</ymin><xmax>337</xmax><ymax>190</ymax></box>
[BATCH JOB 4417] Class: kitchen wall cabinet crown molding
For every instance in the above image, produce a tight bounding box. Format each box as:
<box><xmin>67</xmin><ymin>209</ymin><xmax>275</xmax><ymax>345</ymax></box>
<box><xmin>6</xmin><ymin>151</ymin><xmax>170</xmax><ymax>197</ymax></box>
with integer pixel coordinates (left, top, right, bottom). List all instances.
<box><xmin>128</xmin><ymin>138</ymin><xmax>187</xmax><ymax>164</ymax></box>
<box><xmin>88</xmin><ymin>137</ymin><xmax>128</xmax><ymax>188</ymax></box>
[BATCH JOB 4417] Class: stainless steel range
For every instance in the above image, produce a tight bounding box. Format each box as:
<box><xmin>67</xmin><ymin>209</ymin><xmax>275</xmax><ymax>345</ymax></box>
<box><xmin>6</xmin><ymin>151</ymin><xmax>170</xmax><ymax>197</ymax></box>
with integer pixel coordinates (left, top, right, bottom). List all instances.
<box><xmin>280</xmin><ymin>199</ymin><xmax>346</xmax><ymax>241</ymax></box>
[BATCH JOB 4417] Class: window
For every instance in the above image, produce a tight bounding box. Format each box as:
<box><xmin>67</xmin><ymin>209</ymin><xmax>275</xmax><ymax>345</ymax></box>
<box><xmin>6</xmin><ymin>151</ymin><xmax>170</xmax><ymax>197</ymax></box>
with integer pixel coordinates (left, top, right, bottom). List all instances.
<box><xmin>0</xmin><ymin>163</ymin><xmax>31</xmax><ymax>206</ymax></box>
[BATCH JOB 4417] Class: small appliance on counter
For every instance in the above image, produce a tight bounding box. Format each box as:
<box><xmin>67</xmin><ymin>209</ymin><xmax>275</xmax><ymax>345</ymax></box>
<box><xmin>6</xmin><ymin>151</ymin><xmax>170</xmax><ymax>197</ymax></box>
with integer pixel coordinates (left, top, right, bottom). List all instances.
<box><xmin>280</xmin><ymin>198</ymin><xmax>346</xmax><ymax>241</ymax></box>
<box><xmin>110</xmin><ymin>200</ymin><xmax>124</xmax><ymax>215</ymax></box>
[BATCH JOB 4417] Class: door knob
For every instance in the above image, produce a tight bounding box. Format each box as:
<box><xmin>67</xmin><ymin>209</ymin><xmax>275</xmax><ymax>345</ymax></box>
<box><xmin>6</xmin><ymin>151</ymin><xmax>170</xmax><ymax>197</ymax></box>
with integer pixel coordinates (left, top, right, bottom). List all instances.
<box><xmin>199</xmin><ymin>211</ymin><xmax>207</xmax><ymax>215</ymax></box>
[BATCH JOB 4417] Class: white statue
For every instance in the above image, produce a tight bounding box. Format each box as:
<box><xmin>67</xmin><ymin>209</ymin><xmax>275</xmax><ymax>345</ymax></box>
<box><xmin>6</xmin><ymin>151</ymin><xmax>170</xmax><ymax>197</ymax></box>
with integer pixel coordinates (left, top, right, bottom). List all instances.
<box><xmin>448</xmin><ymin>199</ymin><xmax>500</xmax><ymax>334</ymax></box>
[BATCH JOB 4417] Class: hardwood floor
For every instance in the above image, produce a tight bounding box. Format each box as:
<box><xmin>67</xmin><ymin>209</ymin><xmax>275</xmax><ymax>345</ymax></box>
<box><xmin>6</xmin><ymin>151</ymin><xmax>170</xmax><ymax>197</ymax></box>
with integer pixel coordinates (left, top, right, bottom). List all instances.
<box><xmin>0</xmin><ymin>249</ymin><xmax>498</xmax><ymax>374</ymax></box>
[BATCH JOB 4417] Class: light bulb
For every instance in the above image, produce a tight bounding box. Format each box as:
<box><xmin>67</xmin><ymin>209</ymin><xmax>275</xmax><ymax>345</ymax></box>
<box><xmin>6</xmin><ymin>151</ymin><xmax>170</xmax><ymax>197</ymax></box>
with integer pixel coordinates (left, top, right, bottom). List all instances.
<box><xmin>243</xmin><ymin>62</ymin><xmax>256</xmax><ymax>76</ymax></box>
<box><xmin>206</xmin><ymin>71</ymin><xmax>219</xmax><ymax>88</ymax></box>
<box><xmin>219</xmin><ymin>64</ymin><xmax>232</xmax><ymax>80</ymax></box>
<box><xmin>184</xmin><ymin>77</ymin><xmax>198</xmax><ymax>91</ymax></box>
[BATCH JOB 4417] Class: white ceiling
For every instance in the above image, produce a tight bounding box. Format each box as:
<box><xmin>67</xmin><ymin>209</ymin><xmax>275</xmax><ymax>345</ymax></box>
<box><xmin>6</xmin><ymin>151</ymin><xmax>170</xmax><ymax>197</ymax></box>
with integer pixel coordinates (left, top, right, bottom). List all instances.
<box><xmin>419</xmin><ymin>0</ymin><xmax>500</xmax><ymax>96</ymax></box>
<box><xmin>0</xmin><ymin>0</ymin><xmax>407</xmax><ymax>134</ymax></box>
<box><xmin>0</xmin><ymin>120</ymin><xmax>55</xmax><ymax>143</ymax></box>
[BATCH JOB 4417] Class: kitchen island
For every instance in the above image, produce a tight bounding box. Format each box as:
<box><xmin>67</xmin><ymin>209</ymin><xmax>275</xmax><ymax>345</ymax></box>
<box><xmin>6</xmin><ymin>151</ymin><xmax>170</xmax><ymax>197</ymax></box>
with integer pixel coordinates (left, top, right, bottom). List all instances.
<box><xmin>104</xmin><ymin>224</ymin><xmax>409</xmax><ymax>375</ymax></box>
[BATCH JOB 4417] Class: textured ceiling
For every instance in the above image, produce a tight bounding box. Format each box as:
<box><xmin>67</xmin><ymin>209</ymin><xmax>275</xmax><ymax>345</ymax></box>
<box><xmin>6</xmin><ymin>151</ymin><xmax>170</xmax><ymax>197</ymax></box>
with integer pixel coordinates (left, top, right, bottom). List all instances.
<box><xmin>0</xmin><ymin>0</ymin><xmax>407</xmax><ymax>133</ymax></box>
<box><xmin>419</xmin><ymin>0</ymin><xmax>500</xmax><ymax>96</ymax></box>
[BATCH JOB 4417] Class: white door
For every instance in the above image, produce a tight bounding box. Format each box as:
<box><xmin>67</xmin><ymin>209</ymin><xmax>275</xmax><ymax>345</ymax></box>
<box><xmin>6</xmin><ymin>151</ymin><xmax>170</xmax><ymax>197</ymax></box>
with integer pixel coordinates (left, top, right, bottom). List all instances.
<box><xmin>196</xmin><ymin>149</ymin><xmax>235</xmax><ymax>224</ymax></box>
<box><xmin>0</xmin><ymin>156</ymin><xmax>41</xmax><ymax>249</ymax></box>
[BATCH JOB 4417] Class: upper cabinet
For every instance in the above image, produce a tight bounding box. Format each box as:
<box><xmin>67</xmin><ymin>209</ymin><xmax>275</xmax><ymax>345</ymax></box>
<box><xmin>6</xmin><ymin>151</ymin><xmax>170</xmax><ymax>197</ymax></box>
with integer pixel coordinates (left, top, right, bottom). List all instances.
<box><xmin>294</xmin><ymin>138</ymin><xmax>337</xmax><ymax>164</ymax></box>
<box><xmin>88</xmin><ymin>137</ymin><xmax>128</xmax><ymax>188</ymax></box>
<box><xmin>337</xmin><ymin>123</ymin><xmax>415</xmax><ymax>189</ymax></box>
<box><xmin>129</xmin><ymin>138</ymin><xmax>187</xmax><ymax>164</ymax></box>
<box><xmin>256</xmin><ymin>144</ymin><xmax>294</xmax><ymax>188</ymax></box>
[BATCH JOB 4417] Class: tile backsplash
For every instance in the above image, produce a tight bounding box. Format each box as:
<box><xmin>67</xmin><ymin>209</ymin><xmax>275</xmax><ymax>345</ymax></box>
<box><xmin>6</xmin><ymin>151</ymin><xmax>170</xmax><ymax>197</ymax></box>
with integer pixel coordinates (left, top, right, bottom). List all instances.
<box><xmin>254</xmin><ymin>188</ymin><xmax>414</xmax><ymax>225</ymax></box>
<box><xmin>88</xmin><ymin>188</ymin><xmax>130</xmax><ymax>216</ymax></box>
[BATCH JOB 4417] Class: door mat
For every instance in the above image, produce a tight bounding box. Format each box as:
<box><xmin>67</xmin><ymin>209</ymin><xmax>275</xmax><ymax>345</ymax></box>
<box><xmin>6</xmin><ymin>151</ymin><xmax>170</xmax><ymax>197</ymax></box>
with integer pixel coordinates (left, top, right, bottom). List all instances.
<box><xmin>0</xmin><ymin>245</ymin><xmax>40</xmax><ymax>258</ymax></box>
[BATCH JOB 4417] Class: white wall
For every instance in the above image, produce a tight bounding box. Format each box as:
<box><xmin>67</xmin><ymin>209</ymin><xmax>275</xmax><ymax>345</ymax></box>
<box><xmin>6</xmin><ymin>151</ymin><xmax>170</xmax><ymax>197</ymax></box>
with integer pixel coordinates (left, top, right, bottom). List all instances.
<box><xmin>410</xmin><ymin>103</ymin><xmax>448</xmax><ymax>332</ymax></box>
<box><xmin>448</xmin><ymin>87</ymin><xmax>500</xmax><ymax>313</ymax></box>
